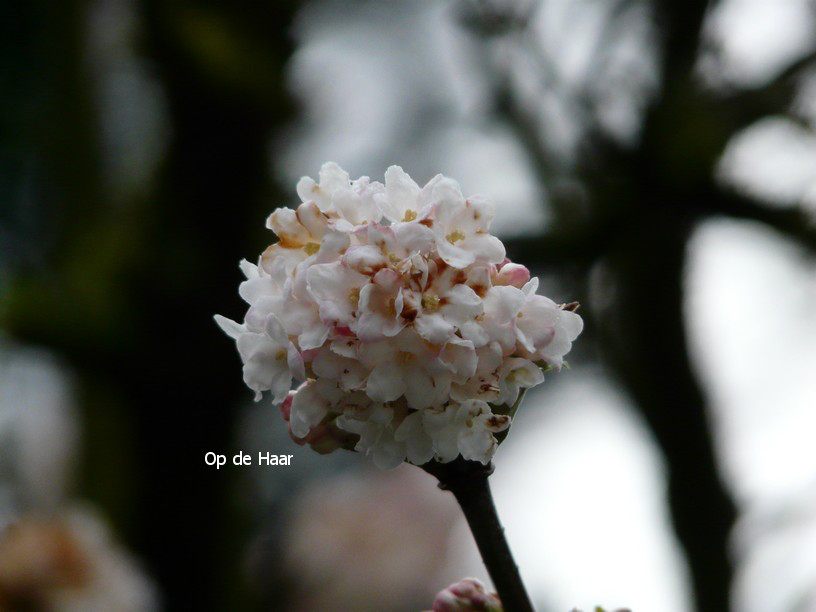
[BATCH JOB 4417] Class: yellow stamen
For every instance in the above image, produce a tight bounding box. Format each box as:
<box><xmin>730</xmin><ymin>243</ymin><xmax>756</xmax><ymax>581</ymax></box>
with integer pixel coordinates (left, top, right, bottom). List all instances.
<box><xmin>348</xmin><ymin>287</ymin><xmax>361</xmax><ymax>305</ymax></box>
<box><xmin>304</xmin><ymin>242</ymin><xmax>320</xmax><ymax>255</ymax></box>
<box><xmin>422</xmin><ymin>294</ymin><xmax>440</xmax><ymax>311</ymax></box>
<box><xmin>446</xmin><ymin>230</ymin><xmax>465</xmax><ymax>244</ymax></box>
<box><xmin>403</xmin><ymin>209</ymin><xmax>417</xmax><ymax>222</ymax></box>
<box><xmin>389</xmin><ymin>254</ymin><xmax>401</xmax><ymax>263</ymax></box>
<box><xmin>275</xmin><ymin>350</ymin><xmax>286</xmax><ymax>361</ymax></box>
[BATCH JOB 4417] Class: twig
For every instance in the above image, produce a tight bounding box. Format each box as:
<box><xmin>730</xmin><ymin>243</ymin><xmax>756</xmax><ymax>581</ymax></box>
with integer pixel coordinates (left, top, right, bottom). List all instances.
<box><xmin>421</xmin><ymin>458</ymin><xmax>535</xmax><ymax>612</ymax></box>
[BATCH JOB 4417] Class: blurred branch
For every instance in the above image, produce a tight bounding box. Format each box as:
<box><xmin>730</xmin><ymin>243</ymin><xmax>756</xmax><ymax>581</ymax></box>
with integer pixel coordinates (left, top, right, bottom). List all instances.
<box><xmin>715</xmin><ymin>48</ymin><xmax>816</xmax><ymax>138</ymax></box>
<box><xmin>713</xmin><ymin>187</ymin><xmax>816</xmax><ymax>253</ymax></box>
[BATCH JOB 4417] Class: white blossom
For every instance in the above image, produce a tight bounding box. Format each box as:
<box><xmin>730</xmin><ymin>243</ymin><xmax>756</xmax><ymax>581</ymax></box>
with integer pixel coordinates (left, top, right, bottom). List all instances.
<box><xmin>216</xmin><ymin>163</ymin><xmax>583</xmax><ymax>467</ymax></box>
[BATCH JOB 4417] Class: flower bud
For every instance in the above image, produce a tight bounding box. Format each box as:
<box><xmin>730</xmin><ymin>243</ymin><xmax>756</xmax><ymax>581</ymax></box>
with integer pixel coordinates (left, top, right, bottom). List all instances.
<box><xmin>429</xmin><ymin>578</ymin><xmax>502</xmax><ymax>612</ymax></box>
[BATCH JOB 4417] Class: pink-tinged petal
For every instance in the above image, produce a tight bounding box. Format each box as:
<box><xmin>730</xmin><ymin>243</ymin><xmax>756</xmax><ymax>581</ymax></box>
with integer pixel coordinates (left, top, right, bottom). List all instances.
<box><xmin>245</xmin><ymin>296</ymin><xmax>280</xmax><ymax>331</ymax></box>
<box><xmin>306</xmin><ymin>262</ymin><xmax>368</xmax><ymax>325</ymax></box>
<box><xmin>214</xmin><ymin>315</ymin><xmax>244</xmax><ymax>340</ymax></box>
<box><xmin>287</xmin><ymin>344</ymin><xmax>306</xmax><ymax>381</ymax></box>
<box><xmin>506</xmin><ymin>358</ymin><xmax>544</xmax><ymax>387</ymax></box>
<box><xmin>298</xmin><ymin>324</ymin><xmax>329</xmax><ymax>351</ymax></box>
<box><xmin>381</xmin><ymin>165</ymin><xmax>421</xmax><ymax>222</ymax></box>
<box><xmin>372</xmin><ymin>441</ymin><xmax>406</xmax><ymax>470</ymax></box>
<box><xmin>264</xmin><ymin>313</ymin><xmax>289</xmax><ymax>346</ymax></box>
<box><xmin>318</xmin><ymin>161</ymin><xmax>350</xmax><ymax>198</ymax></box>
<box><xmin>330</xmin><ymin>338</ymin><xmax>358</xmax><ymax>359</ymax></box>
<box><xmin>356</xmin><ymin>270</ymin><xmax>406</xmax><ymax>341</ymax></box>
<box><xmin>290</xmin><ymin>382</ymin><xmax>329</xmax><ymax>438</ymax></box>
<box><xmin>393</xmin><ymin>222</ymin><xmax>435</xmax><ymax>254</ymax></box>
<box><xmin>514</xmin><ymin>326</ymin><xmax>534</xmax><ymax>354</ymax></box>
<box><xmin>237</xmin><ymin>334</ymin><xmax>291</xmax><ymax>403</ymax></box>
<box><xmin>431</xmin><ymin>178</ymin><xmax>465</xmax><ymax>217</ymax></box>
<box><xmin>315</xmin><ymin>377</ymin><xmax>346</xmax><ymax>403</ymax></box>
<box><xmin>521</xmin><ymin>277</ymin><xmax>539</xmax><ymax>295</ymax></box>
<box><xmin>296</xmin><ymin>201</ymin><xmax>329</xmax><ymax>238</ymax></box>
<box><xmin>365</xmin><ymin>222</ymin><xmax>402</xmax><ymax>259</ymax></box>
<box><xmin>329</xmin><ymin>217</ymin><xmax>355</xmax><ymax>234</ymax></box>
<box><xmin>423</xmin><ymin>408</ymin><xmax>459</xmax><ymax>463</ymax></box>
<box><xmin>279</xmin><ymin>390</ymin><xmax>295</xmax><ymax>422</ymax></box>
<box><xmin>395</xmin><ymin>412</ymin><xmax>434</xmax><ymax>465</ymax></box>
<box><xmin>461</xmin><ymin>195</ymin><xmax>495</xmax><ymax>232</ymax></box>
<box><xmin>439</xmin><ymin>338</ymin><xmax>478</xmax><ymax>383</ymax></box>
<box><xmin>311</xmin><ymin>348</ymin><xmax>365</xmax><ymax>389</ymax></box>
<box><xmin>342</xmin><ymin>245</ymin><xmax>388</xmax><ymax>274</ymax></box>
<box><xmin>484</xmin><ymin>286</ymin><xmax>525</xmax><ymax>324</ymax></box>
<box><xmin>373</xmin><ymin>266</ymin><xmax>402</xmax><ymax>289</ymax></box>
<box><xmin>442</xmin><ymin>284</ymin><xmax>483</xmax><ymax>323</ymax></box>
<box><xmin>311</xmin><ymin>348</ymin><xmax>342</xmax><ymax>378</ymax></box>
<box><xmin>332</xmin><ymin>187</ymin><xmax>366</xmax><ymax>226</ymax></box>
<box><xmin>261</xmin><ymin>243</ymin><xmax>308</xmax><ymax>276</ymax></box>
<box><xmin>436</xmin><ymin>237</ymin><xmax>476</xmax><ymax>269</ymax></box>
<box><xmin>266</xmin><ymin>206</ymin><xmax>310</xmax><ymax>245</ymax></box>
<box><xmin>354</xmin><ymin>310</ymin><xmax>403</xmax><ymax>342</ymax></box>
<box><xmin>314</xmin><ymin>230</ymin><xmax>350</xmax><ymax>264</ymax></box>
<box><xmin>357</xmin><ymin>336</ymin><xmax>398</xmax><ymax>369</ymax></box>
<box><xmin>516</xmin><ymin>294</ymin><xmax>560</xmax><ymax>354</ymax></box>
<box><xmin>537</xmin><ymin>326</ymin><xmax>576</xmax><ymax>368</ymax></box>
<box><xmin>268</xmin><ymin>367</ymin><xmax>295</xmax><ymax>405</ymax></box>
<box><xmin>458</xmin><ymin>320</ymin><xmax>490</xmax><ymax>347</ymax></box>
<box><xmin>466</xmin><ymin>265</ymin><xmax>491</xmax><ymax>292</ymax></box>
<box><xmin>238</xmin><ymin>275</ymin><xmax>280</xmax><ymax>305</ymax></box>
<box><xmin>462</xmin><ymin>233</ymin><xmax>505</xmax><ymax>264</ymax></box>
<box><xmin>404</xmin><ymin>368</ymin><xmax>446</xmax><ymax>409</ymax></box>
<box><xmin>561</xmin><ymin>309</ymin><xmax>584</xmax><ymax>340</ymax></box>
<box><xmin>343</xmin><ymin>177</ymin><xmax>382</xmax><ymax>224</ymax></box>
<box><xmin>239</xmin><ymin>258</ymin><xmax>258</xmax><ymax>279</ymax></box>
<box><xmin>366</xmin><ymin>362</ymin><xmax>406</xmax><ymax>402</ymax></box>
<box><xmin>458</xmin><ymin>429</ymin><xmax>495</xmax><ymax>464</ymax></box>
<box><xmin>296</xmin><ymin>176</ymin><xmax>319</xmax><ymax>205</ymax></box>
<box><xmin>415</xmin><ymin>312</ymin><xmax>455</xmax><ymax>345</ymax></box>
<box><xmin>418</xmin><ymin>172</ymin><xmax>444</xmax><ymax>207</ymax></box>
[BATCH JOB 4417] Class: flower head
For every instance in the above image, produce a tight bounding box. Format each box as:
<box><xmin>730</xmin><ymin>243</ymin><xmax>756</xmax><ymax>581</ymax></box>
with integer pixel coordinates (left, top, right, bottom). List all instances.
<box><xmin>427</xmin><ymin>577</ymin><xmax>503</xmax><ymax>612</ymax></box>
<box><xmin>216</xmin><ymin>163</ymin><xmax>582</xmax><ymax>467</ymax></box>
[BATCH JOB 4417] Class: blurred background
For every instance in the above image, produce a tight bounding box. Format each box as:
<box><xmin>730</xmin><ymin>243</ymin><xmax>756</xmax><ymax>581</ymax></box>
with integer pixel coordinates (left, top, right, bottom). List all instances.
<box><xmin>1</xmin><ymin>0</ymin><xmax>816</xmax><ymax>610</ymax></box>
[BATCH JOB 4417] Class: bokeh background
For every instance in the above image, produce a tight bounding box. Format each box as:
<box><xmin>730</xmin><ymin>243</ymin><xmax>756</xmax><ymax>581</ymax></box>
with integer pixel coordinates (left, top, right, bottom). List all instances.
<box><xmin>2</xmin><ymin>0</ymin><xmax>816</xmax><ymax>610</ymax></box>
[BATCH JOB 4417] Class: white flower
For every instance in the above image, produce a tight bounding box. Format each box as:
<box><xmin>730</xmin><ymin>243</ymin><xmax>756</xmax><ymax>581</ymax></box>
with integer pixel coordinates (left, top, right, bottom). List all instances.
<box><xmin>376</xmin><ymin>165</ymin><xmax>430</xmax><ymax>224</ymax></box>
<box><xmin>514</xmin><ymin>290</ymin><xmax>584</xmax><ymax>368</ymax></box>
<box><xmin>216</xmin><ymin>163</ymin><xmax>583</xmax><ymax>468</ymax></box>
<box><xmin>296</xmin><ymin>161</ymin><xmax>351</xmax><ymax>212</ymax></box>
<box><xmin>430</xmin><ymin>179</ymin><xmax>506</xmax><ymax>268</ymax></box>
<box><xmin>336</xmin><ymin>403</ymin><xmax>406</xmax><ymax>470</ymax></box>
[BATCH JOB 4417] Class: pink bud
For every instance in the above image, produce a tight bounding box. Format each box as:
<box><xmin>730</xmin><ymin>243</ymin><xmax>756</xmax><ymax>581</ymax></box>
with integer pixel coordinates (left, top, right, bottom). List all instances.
<box><xmin>429</xmin><ymin>578</ymin><xmax>502</xmax><ymax>612</ymax></box>
<box><xmin>494</xmin><ymin>263</ymin><xmax>530</xmax><ymax>288</ymax></box>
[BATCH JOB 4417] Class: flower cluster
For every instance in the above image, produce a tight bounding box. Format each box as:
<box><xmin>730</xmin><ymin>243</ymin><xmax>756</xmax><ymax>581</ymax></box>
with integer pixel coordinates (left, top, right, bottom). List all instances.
<box><xmin>426</xmin><ymin>578</ymin><xmax>503</xmax><ymax>612</ymax></box>
<box><xmin>216</xmin><ymin>163</ymin><xmax>582</xmax><ymax>468</ymax></box>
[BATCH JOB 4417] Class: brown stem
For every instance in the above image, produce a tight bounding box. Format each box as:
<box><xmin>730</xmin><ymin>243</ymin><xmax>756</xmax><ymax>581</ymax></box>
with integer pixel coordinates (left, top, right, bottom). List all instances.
<box><xmin>422</xmin><ymin>458</ymin><xmax>534</xmax><ymax>612</ymax></box>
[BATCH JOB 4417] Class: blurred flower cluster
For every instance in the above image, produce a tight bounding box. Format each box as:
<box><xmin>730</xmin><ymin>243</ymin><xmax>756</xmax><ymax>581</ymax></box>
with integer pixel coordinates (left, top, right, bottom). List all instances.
<box><xmin>0</xmin><ymin>343</ymin><xmax>157</xmax><ymax>611</ymax></box>
<box><xmin>217</xmin><ymin>163</ymin><xmax>582</xmax><ymax>468</ymax></box>
<box><xmin>0</xmin><ymin>508</ymin><xmax>156</xmax><ymax>611</ymax></box>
